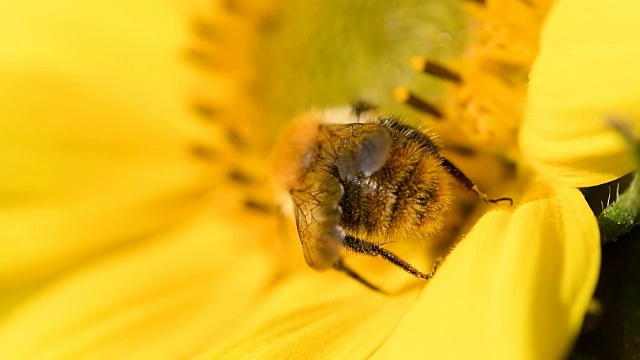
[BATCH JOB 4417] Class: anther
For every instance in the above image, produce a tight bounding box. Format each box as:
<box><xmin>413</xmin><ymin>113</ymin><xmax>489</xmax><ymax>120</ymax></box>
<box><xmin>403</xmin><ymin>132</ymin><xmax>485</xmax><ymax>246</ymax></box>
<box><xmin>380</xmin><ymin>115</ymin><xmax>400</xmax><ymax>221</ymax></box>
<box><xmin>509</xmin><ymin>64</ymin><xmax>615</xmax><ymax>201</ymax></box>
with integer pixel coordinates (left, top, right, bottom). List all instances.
<box><xmin>228</xmin><ymin>169</ymin><xmax>256</xmax><ymax>185</ymax></box>
<box><xmin>184</xmin><ymin>48</ymin><xmax>216</xmax><ymax>69</ymax></box>
<box><xmin>226</xmin><ymin>128</ymin><xmax>246</xmax><ymax>150</ymax></box>
<box><xmin>243</xmin><ymin>199</ymin><xmax>273</xmax><ymax>214</ymax></box>
<box><xmin>411</xmin><ymin>57</ymin><xmax>463</xmax><ymax>84</ymax></box>
<box><xmin>192</xmin><ymin>20</ymin><xmax>218</xmax><ymax>42</ymax></box>
<box><xmin>191</xmin><ymin>102</ymin><xmax>217</xmax><ymax>120</ymax></box>
<box><xmin>223</xmin><ymin>0</ymin><xmax>241</xmax><ymax>13</ymax></box>
<box><xmin>189</xmin><ymin>143</ymin><xmax>218</xmax><ymax>160</ymax></box>
<box><xmin>394</xmin><ymin>87</ymin><xmax>443</xmax><ymax>119</ymax></box>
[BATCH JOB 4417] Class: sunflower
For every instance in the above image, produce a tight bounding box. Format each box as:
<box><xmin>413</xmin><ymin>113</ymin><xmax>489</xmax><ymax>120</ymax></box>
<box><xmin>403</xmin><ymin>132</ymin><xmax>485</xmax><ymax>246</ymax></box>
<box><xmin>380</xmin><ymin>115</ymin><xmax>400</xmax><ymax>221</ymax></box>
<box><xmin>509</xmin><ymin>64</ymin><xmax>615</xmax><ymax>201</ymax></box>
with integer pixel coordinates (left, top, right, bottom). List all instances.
<box><xmin>0</xmin><ymin>0</ymin><xmax>637</xmax><ymax>359</ymax></box>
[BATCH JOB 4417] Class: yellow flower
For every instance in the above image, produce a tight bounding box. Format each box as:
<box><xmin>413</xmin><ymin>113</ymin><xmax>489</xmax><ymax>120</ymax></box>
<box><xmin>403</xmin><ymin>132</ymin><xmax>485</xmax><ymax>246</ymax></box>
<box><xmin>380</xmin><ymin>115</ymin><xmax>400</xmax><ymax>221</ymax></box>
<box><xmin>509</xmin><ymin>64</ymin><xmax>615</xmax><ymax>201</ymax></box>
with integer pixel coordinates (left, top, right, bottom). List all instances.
<box><xmin>520</xmin><ymin>0</ymin><xmax>640</xmax><ymax>187</ymax></box>
<box><xmin>0</xmin><ymin>0</ymin><xmax>635</xmax><ymax>358</ymax></box>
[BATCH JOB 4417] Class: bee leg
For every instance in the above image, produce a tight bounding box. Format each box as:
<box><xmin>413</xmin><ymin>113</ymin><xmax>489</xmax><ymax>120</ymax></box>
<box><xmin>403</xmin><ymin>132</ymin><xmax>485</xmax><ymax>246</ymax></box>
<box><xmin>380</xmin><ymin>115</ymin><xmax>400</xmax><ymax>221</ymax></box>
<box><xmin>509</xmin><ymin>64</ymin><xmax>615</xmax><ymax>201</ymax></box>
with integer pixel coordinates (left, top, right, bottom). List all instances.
<box><xmin>333</xmin><ymin>258</ymin><xmax>385</xmax><ymax>293</ymax></box>
<box><xmin>343</xmin><ymin>236</ymin><xmax>440</xmax><ymax>281</ymax></box>
<box><xmin>439</xmin><ymin>157</ymin><xmax>513</xmax><ymax>205</ymax></box>
<box><xmin>431</xmin><ymin>257</ymin><xmax>444</xmax><ymax>273</ymax></box>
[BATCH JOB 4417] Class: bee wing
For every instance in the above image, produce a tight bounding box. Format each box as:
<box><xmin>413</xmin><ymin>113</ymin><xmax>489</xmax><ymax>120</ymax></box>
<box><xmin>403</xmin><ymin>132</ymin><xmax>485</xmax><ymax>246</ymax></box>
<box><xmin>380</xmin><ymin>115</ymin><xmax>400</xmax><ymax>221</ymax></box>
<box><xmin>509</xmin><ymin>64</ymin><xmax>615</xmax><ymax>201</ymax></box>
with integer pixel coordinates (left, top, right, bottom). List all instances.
<box><xmin>292</xmin><ymin>171</ymin><xmax>345</xmax><ymax>270</ymax></box>
<box><xmin>324</xmin><ymin>123</ymin><xmax>391</xmax><ymax>179</ymax></box>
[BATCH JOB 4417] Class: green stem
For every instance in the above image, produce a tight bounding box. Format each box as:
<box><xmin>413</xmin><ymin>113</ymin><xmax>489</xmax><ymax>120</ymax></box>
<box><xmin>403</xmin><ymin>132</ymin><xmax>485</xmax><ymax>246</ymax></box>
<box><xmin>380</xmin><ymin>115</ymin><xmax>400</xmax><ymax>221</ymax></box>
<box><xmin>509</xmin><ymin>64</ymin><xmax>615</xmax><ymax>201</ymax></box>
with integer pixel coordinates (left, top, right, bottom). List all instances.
<box><xmin>598</xmin><ymin>173</ymin><xmax>640</xmax><ymax>244</ymax></box>
<box><xmin>599</xmin><ymin>118</ymin><xmax>640</xmax><ymax>245</ymax></box>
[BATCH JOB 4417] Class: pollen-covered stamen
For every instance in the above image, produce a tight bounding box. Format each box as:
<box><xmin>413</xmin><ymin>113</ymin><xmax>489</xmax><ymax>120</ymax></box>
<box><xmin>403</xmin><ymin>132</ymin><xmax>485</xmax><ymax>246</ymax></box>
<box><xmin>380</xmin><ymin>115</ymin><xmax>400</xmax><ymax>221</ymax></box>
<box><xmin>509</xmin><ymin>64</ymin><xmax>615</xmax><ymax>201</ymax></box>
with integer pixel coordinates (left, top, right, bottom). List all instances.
<box><xmin>191</xmin><ymin>19</ymin><xmax>220</xmax><ymax>43</ymax></box>
<box><xmin>228</xmin><ymin>168</ymin><xmax>257</xmax><ymax>185</ymax></box>
<box><xmin>395</xmin><ymin>0</ymin><xmax>551</xmax><ymax>151</ymax></box>
<box><xmin>184</xmin><ymin>47</ymin><xmax>218</xmax><ymax>69</ymax></box>
<box><xmin>222</xmin><ymin>0</ymin><xmax>241</xmax><ymax>13</ymax></box>
<box><xmin>243</xmin><ymin>198</ymin><xmax>274</xmax><ymax>214</ymax></box>
<box><xmin>189</xmin><ymin>143</ymin><xmax>219</xmax><ymax>161</ymax></box>
<box><xmin>190</xmin><ymin>100</ymin><xmax>250</xmax><ymax>151</ymax></box>
<box><xmin>191</xmin><ymin>102</ymin><xmax>217</xmax><ymax>120</ymax></box>
<box><xmin>226</xmin><ymin>127</ymin><xmax>247</xmax><ymax>150</ymax></box>
<box><xmin>394</xmin><ymin>87</ymin><xmax>443</xmax><ymax>119</ymax></box>
<box><xmin>410</xmin><ymin>57</ymin><xmax>463</xmax><ymax>85</ymax></box>
<box><xmin>185</xmin><ymin>2</ymin><xmax>278</xmax><ymax>222</ymax></box>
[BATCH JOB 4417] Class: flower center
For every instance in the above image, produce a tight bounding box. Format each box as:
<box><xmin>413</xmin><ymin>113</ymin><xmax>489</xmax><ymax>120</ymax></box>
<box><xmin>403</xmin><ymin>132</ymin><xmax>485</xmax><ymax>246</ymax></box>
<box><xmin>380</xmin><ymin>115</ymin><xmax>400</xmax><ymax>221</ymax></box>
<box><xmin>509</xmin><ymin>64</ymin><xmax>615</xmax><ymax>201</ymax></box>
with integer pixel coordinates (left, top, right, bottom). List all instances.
<box><xmin>394</xmin><ymin>0</ymin><xmax>551</xmax><ymax>159</ymax></box>
<box><xmin>183</xmin><ymin>1</ymin><xmax>280</xmax><ymax>224</ymax></box>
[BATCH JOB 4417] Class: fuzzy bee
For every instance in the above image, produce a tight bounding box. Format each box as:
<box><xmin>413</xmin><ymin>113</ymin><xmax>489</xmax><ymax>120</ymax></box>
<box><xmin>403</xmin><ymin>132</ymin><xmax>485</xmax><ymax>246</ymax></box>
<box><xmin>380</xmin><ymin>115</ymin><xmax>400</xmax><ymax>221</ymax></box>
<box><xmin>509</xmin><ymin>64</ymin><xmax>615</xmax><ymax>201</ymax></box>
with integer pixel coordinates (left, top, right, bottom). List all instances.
<box><xmin>272</xmin><ymin>105</ymin><xmax>511</xmax><ymax>291</ymax></box>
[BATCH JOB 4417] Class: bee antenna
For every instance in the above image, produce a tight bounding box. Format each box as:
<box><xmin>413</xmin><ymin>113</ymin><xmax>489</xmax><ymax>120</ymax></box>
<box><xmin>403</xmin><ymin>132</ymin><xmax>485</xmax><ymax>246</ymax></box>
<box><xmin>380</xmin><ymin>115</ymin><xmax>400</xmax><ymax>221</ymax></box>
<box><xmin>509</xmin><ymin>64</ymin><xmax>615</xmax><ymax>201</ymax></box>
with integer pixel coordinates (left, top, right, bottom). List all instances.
<box><xmin>350</xmin><ymin>100</ymin><xmax>376</xmax><ymax>117</ymax></box>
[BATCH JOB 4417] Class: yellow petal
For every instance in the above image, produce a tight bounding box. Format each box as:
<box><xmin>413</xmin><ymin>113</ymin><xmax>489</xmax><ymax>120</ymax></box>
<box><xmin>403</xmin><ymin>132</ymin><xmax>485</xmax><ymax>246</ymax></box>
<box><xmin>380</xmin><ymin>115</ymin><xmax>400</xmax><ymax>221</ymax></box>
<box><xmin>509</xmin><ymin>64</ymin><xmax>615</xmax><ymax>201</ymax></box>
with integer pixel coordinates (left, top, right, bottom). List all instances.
<box><xmin>0</xmin><ymin>0</ymin><xmax>192</xmax><ymax>109</ymax></box>
<box><xmin>521</xmin><ymin>0</ymin><xmax>640</xmax><ymax>187</ymax></box>
<box><xmin>372</xmin><ymin>180</ymin><xmax>600</xmax><ymax>359</ymax></box>
<box><xmin>0</xmin><ymin>0</ymin><xmax>215</xmax><ymax>291</ymax></box>
<box><xmin>201</xmin><ymin>271</ymin><xmax>420</xmax><ymax>359</ymax></box>
<box><xmin>0</xmin><ymin>214</ymin><xmax>277</xmax><ymax>359</ymax></box>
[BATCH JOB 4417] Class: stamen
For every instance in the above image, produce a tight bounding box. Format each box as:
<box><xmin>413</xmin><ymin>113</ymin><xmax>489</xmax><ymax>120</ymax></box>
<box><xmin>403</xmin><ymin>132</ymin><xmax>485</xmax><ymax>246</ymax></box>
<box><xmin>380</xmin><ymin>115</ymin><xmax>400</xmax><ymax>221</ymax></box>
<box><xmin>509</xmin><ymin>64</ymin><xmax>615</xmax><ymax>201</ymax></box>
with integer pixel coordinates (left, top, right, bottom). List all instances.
<box><xmin>191</xmin><ymin>19</ymin><xmax>218</xmax><ymax>43</ymax></box>
<box><xmin>463</xmin><ymin>0</ymin><xmax>486</xmax><ymax>5</ymax></box>
<box><xmin>228</xmin><ymin>169</ymin><xmax>256</xmax><ymax>185</ymax></box>
<box><xmin>223</xmin><ymin>0</ymin><xmax>241</xmax><ymax>13</ymax></box>
<box><xmin>410</xmin><ymin>57</ymin><xmax>463</xmax><ymax>84</ymax></box>
<box><xmin>191</xmin><ymin>102</ymin><xmax>217</xmax><ymax>120</ymax></box>
<box><xmin>189</xmin><ymin>143</ymin><xmax>218</xmax><ymax>160</ymax></box>
<box><xmin>394</xmin><ymin>87</ymin><xmax>443</xmax><ymax>119</ymax></box>
<box><xmin>226</xmin><ymin>128</ymin><xmax>246</xmax><ymax>149</ymax></box>
<box><xmin>184</xmin><ymin>48</ymin><xmax>217</xmax><ymax>69</ymax></box>
<box><xmin>243</xmin><ymin>199</ymin><xmax>273</xmax><ymax>214</ymax></box>
<box><xmin>191</xmin><ymin>102</ymin><xmax>248</xmax><ymax>150</ymax></box>
<box><xmin>445</xmin><ymin>145</ymin><xmax>476</xmax><ymax>157</ymax></box>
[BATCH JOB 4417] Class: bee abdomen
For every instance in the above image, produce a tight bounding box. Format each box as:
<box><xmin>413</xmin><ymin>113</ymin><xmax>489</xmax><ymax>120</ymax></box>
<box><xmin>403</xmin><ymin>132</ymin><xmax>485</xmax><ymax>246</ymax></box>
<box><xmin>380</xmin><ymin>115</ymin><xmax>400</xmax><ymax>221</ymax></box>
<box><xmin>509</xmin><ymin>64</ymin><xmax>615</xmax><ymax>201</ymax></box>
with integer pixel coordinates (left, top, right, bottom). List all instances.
<box><xmin>387</xmin><ymin>154</ymin><xmax>452</xmax><ymax>239</ymax></box>
<box><xmin>338</xmin><ymin>124</ymin><xmax>453</xmax><ymax>243</ymax></box>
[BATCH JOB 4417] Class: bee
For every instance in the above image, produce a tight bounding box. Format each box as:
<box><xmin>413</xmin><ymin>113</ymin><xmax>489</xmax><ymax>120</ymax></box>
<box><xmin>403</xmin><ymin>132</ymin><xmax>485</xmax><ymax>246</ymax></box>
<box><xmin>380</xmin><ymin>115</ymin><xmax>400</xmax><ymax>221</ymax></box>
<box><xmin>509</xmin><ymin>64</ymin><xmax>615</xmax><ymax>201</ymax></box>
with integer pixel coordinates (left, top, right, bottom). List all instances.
<box><xmin>272</xmin><ymin>104</ymin><xmax>511</xmax><ymax>291</ymax></box>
